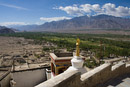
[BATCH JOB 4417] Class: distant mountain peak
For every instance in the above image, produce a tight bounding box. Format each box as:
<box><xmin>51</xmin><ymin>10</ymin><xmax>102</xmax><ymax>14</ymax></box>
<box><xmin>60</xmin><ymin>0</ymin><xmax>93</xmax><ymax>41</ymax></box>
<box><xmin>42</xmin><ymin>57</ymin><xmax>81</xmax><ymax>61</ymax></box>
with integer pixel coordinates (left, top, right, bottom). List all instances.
<box><xmin>11</xmin><ymin>14</ymin><xmax>130</xmax><ymax>31</ymax></box>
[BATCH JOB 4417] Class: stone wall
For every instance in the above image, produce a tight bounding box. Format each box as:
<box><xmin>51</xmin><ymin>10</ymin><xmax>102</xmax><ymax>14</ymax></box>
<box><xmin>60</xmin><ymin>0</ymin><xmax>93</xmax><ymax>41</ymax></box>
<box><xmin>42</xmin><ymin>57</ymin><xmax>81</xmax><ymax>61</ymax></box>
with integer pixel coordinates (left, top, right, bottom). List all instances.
<box><xmin>35</xmin><ymin>62</ymin><xmax>130</xmax><ymax>87</ymax></box>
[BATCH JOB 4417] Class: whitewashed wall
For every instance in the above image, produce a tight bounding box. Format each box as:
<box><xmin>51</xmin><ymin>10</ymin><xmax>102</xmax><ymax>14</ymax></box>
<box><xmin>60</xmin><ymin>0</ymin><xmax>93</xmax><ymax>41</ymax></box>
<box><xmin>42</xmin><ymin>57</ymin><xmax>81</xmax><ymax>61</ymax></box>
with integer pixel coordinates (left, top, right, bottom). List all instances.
<box><xmin>11</xmin><ymin>69</ymin><xmax>46</xmax><ymax>87</ymax></box>
<box><xmin>0</xmin><ymin>72</ymin><xmax>11</xmax><ymax>87</ymax></box>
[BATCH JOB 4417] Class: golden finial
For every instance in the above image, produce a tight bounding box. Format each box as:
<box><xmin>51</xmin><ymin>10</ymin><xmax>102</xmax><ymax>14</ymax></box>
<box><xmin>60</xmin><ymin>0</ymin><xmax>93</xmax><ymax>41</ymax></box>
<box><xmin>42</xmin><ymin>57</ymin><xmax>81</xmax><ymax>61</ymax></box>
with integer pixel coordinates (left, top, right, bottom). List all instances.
<box><xmin>76</xmin><ymin>38</ymin><xmax>80</xmax><ymax>56</ymax></box>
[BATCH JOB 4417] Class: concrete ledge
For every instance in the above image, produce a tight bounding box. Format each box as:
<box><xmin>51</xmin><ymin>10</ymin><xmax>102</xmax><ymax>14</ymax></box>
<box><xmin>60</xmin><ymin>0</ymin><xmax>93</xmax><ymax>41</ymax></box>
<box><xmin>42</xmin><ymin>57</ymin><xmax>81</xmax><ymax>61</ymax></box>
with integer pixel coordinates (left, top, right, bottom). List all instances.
<box><xmin>112</xmin><ymin>62</ymin><xmax>125</xmax><ymax>71</ymax></box>
<box><xmin>110</xmin><ymin>62</ymin><xmax>126</xmax><ymax>79</ymax></box>
<box><xmin>35</xmin><ymin>70</ymin><xmax>80</xmax><ymax>87</ymax></box>
<box><xmin>126</xmin><ymin>64</ymin><xmax>130</xmax><ymax>67</ymax></box>
<box><xmin>80</xmin><ymin>63</ymin><xmax>111</xmax><ymax>87</ymax></box>
<box><xmin>81</xmin><ymin>63</ymin><xmax>111</xmax><ymax>81</ymax></box>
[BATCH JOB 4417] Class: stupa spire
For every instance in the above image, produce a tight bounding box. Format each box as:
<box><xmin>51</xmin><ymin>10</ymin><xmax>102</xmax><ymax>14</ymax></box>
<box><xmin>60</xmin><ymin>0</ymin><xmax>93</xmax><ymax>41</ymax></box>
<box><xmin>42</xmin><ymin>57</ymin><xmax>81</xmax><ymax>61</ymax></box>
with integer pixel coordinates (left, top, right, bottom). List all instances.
<box><xmin>76</xmin><ymin>38</ymin><xmax>80</xmax><ymax>56</ymax></box>
<box><xmin>66</xmin><ymin>38</ymin><xmax>86</xmax><ymax>74</ymax></box>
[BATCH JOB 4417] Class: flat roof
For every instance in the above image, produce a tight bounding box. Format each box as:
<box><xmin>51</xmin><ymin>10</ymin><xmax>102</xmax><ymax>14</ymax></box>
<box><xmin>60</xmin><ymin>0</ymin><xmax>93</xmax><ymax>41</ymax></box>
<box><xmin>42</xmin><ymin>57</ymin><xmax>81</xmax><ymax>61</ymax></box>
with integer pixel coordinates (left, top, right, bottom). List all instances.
<box><xmin>50</xmin><ymin>53</ymin><xmax>73</xmax><ymax>60</ymax></box>
<box><xmin>13</xmin><ymin>63</ymin><xmax>50</xmax><ymax>72</ymax></box>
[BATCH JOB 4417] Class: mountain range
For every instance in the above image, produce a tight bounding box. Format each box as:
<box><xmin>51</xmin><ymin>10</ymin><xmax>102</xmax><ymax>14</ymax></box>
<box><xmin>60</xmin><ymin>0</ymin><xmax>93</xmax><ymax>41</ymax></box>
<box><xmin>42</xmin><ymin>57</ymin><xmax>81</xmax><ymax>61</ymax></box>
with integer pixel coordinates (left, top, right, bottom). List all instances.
<box><xmin>12</xmin><ymin>15</ymin><xmax>130</xmax><ymax>32</ymax></box>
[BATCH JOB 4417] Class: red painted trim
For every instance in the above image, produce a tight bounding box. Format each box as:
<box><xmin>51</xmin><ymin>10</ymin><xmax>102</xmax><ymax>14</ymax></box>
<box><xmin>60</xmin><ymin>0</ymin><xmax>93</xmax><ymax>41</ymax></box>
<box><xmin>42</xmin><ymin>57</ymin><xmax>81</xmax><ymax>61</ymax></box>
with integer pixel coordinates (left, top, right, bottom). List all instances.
<box><xmin>55</xmin><ymin>59</ymin><xmax>71</xmax><ymax>62</ymax></box>
<box><xmin>50</xmin><ymin>55</ymin><xmax>71</xmax><ymax>62</ymax></box>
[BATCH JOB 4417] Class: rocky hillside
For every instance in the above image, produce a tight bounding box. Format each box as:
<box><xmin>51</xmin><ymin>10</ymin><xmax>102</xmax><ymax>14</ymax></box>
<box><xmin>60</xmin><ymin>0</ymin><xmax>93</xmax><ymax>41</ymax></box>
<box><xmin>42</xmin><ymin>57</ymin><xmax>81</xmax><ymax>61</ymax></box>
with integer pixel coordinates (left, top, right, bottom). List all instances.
<box><xmin>0</xmin><ymin>26</ymin><xmax>15</xmax><ymax>34</ymax></box>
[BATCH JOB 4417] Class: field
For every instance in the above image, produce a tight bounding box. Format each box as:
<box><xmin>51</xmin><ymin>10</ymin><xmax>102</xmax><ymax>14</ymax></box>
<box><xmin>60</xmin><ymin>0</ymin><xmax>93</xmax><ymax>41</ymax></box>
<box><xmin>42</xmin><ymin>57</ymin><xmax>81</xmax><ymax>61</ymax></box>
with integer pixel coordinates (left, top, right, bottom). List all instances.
<box><xmin>1</xmin><ymin>32</ymin><xmax>130</xmax><ymax>57</ymax></box>
<box><xmin>0</xmin><ymin>32</ymin><xmax>130</xmax><ymax>68</ymax></box>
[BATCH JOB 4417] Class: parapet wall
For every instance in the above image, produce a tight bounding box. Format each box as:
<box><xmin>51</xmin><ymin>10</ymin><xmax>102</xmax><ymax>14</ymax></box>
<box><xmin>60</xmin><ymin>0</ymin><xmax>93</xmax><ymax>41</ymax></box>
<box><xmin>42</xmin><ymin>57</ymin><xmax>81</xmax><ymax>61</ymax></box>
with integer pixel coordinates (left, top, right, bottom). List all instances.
<box><xmin>36</xmin><ymin>70</ymin><xmax>81</xmax><ymax>87</ymax></box>
<box><xmin>81</xmin><ymin>62</ymin><xmax>130</xmax><ymax>87</ymax></box>
<box><xmin>36</xmin><ymin>62</ymin><xmax>130</xmax><ymax>87</ymax></box>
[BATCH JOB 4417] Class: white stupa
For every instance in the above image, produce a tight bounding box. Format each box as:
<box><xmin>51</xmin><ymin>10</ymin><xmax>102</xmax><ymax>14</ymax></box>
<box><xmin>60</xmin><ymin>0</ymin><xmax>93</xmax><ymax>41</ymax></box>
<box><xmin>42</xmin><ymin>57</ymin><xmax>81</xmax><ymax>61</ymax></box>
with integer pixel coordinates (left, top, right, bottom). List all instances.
<box><xmin>66</xmin><ymin>39</ymin><xmax>86</xmax><ymax>74</ymax></box>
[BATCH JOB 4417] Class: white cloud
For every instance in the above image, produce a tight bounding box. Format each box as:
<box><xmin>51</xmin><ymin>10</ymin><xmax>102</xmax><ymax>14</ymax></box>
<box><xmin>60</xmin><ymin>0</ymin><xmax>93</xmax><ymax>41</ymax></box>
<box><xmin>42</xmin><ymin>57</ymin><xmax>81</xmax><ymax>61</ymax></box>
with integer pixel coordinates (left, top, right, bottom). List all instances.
<box><xmin>0</xmin><ymin>3</ymin><xmax>29</xmax><ymax>10</ymax></box>
<box><xmin>80</xmin><ymin>4</ymin><xmax>103</xmax><ymax>16</ymax></box>
<box><xmin>54</xmin><ymin>3</ymin><xmax>130</xmax><ymax>17</ymax></box>
<box><xmin>80</xmin><ymin>4</ymin><xmax>92</xmax><ymax>13</ymax></box>
<box><xmin>35</xmin><ymin>22</ymin><xmax>43</xmax><ymax>25</ymax></box>
<box><xmin>40</xmin><ymin>16</ymin><xmax>71</xmax><ymax>22</ymax></box>
<box><xmin>0</xmin><ymin>22</ymin><xmax>28</xmax><ymax>26</ymax></box>
<box><xmin>102</xmin><ymin>3</ymin><xmax>130</xmax><ymax>17</ymax></box>
<box><xmin>57</xmin><ymin>5</ymin><xmax>83</xmax><ymax>16</ymax></box>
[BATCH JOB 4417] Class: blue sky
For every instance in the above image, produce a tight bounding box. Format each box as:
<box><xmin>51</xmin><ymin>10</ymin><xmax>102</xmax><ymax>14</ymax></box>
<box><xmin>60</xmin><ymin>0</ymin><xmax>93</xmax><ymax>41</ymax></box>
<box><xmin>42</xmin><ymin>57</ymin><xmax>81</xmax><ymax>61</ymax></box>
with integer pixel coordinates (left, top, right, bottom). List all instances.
<box><xmin>0</xmin><ymin>0</ymin><xmax>130</xmax><ymax>26</ymax></box>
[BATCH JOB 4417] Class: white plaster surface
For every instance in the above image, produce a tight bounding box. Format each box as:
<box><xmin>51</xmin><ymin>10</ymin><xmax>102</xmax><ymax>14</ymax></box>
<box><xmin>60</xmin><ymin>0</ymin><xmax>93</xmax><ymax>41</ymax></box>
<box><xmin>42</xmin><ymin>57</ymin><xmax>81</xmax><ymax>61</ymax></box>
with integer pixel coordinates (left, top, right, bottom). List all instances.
<box><xmin>71</xmin><ymin>56</ymin><xmax>84</xmax><ymax>68</ymax></box>
<box><xmin>11</xmin><ymin>69</ymin><xmax>46</xmax><ymax>87</ymax></box>
<box><xmin>0</xmin><ymin>73</ymin><xmax>11</xmax><ymax>87</ymax></box>
<box><xmin>66</xmin><ymin>56</ymin><xmax>87</xmax><ymax>75</ymax></box>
